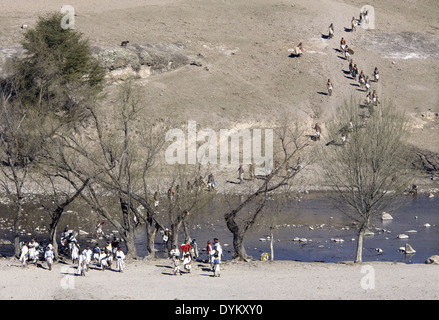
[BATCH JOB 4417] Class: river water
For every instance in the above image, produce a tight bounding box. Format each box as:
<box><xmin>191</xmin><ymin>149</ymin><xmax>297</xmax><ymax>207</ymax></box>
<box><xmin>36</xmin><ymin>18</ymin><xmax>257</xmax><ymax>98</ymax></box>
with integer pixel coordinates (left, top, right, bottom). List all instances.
<box><xmin>0</xmin><ymin>193</ymin><xmax>437</xmax><ymax>264</ymax></box>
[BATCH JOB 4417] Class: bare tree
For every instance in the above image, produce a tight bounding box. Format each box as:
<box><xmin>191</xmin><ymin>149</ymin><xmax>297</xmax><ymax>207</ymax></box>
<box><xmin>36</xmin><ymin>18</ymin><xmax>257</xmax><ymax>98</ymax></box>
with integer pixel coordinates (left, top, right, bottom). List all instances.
<box><xmin>0</xmin><ymin>80</ymin><xmax>40</xmax><ymax>257</ymax></box>
<box><xmin>224</xmin><ymin>119</ymin><xmax>312</xmax><ymax>261</ymax></box>
<box><xmin>56</xmin><ymin>81</ymin><xmax>172</xmax><ymax>258</ymax></box>
<box><xmin>320</xmin><ymin>99</ymin><xmax>414</xmax><ymax>263</ymax></box>
<box><xmin>161</xmin><ymin>164</ymin><xmax>213</xmax><ymax>251</ymax></box>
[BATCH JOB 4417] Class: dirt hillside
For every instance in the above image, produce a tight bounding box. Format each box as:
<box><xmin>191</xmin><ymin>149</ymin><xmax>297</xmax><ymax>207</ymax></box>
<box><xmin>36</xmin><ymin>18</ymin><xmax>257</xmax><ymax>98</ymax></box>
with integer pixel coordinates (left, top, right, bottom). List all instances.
<box><xmin>0</xmin><ymin>0</ymin><xmax>438</xmax><ymax>192</ymax></box>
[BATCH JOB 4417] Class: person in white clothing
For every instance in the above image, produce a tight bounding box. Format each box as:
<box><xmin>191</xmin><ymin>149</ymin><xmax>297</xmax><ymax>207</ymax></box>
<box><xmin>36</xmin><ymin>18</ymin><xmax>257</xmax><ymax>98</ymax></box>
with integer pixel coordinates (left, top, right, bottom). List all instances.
<box><xmin>213</xmin><ymin>238</ymin><xmax>223</xmax><ymax>263</ymax></box>
<box><xmin>82</xmin><ymin>246</ymin><xmax>93</xmax><ymax>271</ymax></box>
<box><xmin>19</xmin><ymin>242</ymin><xmax>29</xmax><ymax>267</ymax></box>
<box><xmin>92</xmin><ymin>244</ymin><xmax>101</xmax><ymax>263</ymax></box>
<box><xmin>169</xmin><ymin>244</ymin><xmax>180</xmax><ymax>259</ymax></box>
<box><xmin>99</xmin><ymin>250</ymin><xmax>110</xmax><ymax>271</ymax></box>
<box><xmin>115</xmin><ymin>247</ymin><xmax>125</xmax><ymax>272</ymax></box>
<box><xmin>213</xmin><ymin>254</ymin><xmax>221</xmax><ymax>277</ymax></box>
<box><xmin>44</xmin><ymin>247</ymin><xmax>54</xmax><ymax>271</ymax></box>
<box><xmin>70</xmin><ymin>241</ymin><xmax>79</xmax><ymax>263</ymax></box>
<box><xmin>28</xmin><ymin>239</ymin><xmax>39</xmax><ymax>264</ymax></box>
<box><xmin>77</xmin><ymin>252</ymin><xmax>86</xmax><ymax>276</ymax></box>
<box><xmin>183</xmin><ymin>253</ymin><xmax>192</xmax><ymax>273</ymax></box>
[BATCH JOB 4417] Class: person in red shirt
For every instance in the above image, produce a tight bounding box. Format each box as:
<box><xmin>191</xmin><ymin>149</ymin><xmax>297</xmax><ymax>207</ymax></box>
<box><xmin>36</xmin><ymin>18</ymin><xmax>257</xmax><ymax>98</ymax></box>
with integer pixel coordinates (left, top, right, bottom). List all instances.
<box><xmin>180</xmin><ymin>239</ymin><xmax>192</xmax><ymax>257</ymax></box>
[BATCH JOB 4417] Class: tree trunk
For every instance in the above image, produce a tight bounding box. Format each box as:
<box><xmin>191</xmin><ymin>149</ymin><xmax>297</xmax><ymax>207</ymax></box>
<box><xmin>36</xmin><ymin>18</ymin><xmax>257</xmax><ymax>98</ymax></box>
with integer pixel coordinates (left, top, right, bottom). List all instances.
<box><xmin>146</xmin><ymin>222</ymin><xmax>159</xmax><ymax>257</ymax></box>
<box><xmin>232</xmin><ymin>231</ymin><xmax>249</xmax><ymax>261</ymax></box>
<box><xmin>48</xmin><ymin>212</ymin><xmax>61</xmax><ymax>259</ymax></box>
<box><xmin>122</xmin><ymin>230</ymin><xmax>137</xmax><ymax>259</ymax></box>
<box><xmin>13</xmin><ymin>199</ymin><xmax>24</xmax><ymax>258</ymax></box>
<box><xmin>355</xmin><ymin>228</ymin><xmax>365</xmax><ymax>263</ymax></box>
<box><xmin>170</xmin><ymin>210</ymin><xmax>189</xmax><ymax>249</ymax></box>
<box><xmin>225</xmin><ymin>213</ymin><xmax>250</xmax><ymax>261</ymax></box>
<box><xmin>183</xmin><ymin>221</ymin><xmax>191</xmax><ymax>243</ymax></box>
<box><xmin>119</xmin><ymin>197</ymin><xmax>137</xmax><ymax>258</ymax></box>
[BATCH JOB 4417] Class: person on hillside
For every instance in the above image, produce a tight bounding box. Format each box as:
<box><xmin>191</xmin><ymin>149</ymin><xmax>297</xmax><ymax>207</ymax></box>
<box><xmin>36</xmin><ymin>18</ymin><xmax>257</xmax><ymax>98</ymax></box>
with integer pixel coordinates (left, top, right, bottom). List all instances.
<box><xmin>365</xmin><ymin>91</ymin><xmax>372</xmax><ymax>106</ymax></box>
<box><xmin>349</xmin><ymin>59</ymin><xmax>354</xmax><ymax>74</ymax></box>
<box><xmin>294</xmin><ymin>42</ymin><xmax>304</xmax><ymax>57</ymax></box>
<box><xmin>373</xmin><ymin>67</ymin><xmax>380</xmax><ymax>82</ymax></box>
<box><xmin>344</xmin><ymin>44</ymin><xmax>351</xmax><ymax>60</ymax></box>
<box><xmin>372</xmin><ymin>90</ymin><xmax>381</xmax><ymax>106</ymax></box>
<box><xmin>327</xmin><ymin>79</ymin><xmax>333</xmax><ymax>96</ymax></box>
<box><xmin>351</xmin><ymin>17</ymin><xmax>357</xmax><ymax>31</ymax></box>
<box><xmin>352</xmin><ymin>64</ymin><xmax>359</xmax><ymax>80</ymax></box>
<box><xmin>359</xmin><ymin>71</ymin><xmax>365</xmax><ymax>88</ymax></box>
<box><xmin>340</xmin><ymin>37</ymin><xmax>346</xmax><ymax>51</ymax></box>
<box><xmin>328</xmin><ymin>23</ymin><xmax>334</xmax><ymax>38</ymax></box>
<box><xmin>314</xmin><ymin>123</ymin><xmax>322</xmax><ymax>141</ymax></box>
<box><xmin>365</xmin><ymin>76</ymin><xmax>371</xmax><ymax>92</ymax></box>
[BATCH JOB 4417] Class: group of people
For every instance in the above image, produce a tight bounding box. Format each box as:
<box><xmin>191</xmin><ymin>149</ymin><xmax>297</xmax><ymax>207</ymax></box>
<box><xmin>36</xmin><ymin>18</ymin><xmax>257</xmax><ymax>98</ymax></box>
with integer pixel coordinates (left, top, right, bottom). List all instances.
<box><xmin>166</xmin><ymin>174</ymin><xmax>218</xmax><ymax>203</ymax></box>
<box><xmin>168</xmin><ymin>237</ymin><xmax>223</xmax><ymax>277</ymax></box>
<box><xmin>71</xmin><ymin>237</ymin><xmax>126</xmax><ymax>275</ymax></box>
<box><xmin>19</xmin><ymin>238</ymin><xmax>54</xmax><ymax>271</ymax></box>
<box><xmin>19</xmin><ymin>232</ymin><xmax>127</xmax><ymax>276</ymax></box>
<box><xmin>207</xmin><ymin>238</ymin><xmax>223</xmax><ymax>277</ymax></box>
<box><xmin>324</xmin><ymin>8</ymin><xmax>380</xmax><ymax>103</ymax></box>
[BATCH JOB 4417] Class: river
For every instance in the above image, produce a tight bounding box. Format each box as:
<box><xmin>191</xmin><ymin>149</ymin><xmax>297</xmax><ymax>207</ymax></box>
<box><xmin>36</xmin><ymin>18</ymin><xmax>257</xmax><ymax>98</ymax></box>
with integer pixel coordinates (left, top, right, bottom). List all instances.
<box><xmin>0</xmin><ymin>193</ymin><xmax>437</xmax><ymax>264</ymax></box>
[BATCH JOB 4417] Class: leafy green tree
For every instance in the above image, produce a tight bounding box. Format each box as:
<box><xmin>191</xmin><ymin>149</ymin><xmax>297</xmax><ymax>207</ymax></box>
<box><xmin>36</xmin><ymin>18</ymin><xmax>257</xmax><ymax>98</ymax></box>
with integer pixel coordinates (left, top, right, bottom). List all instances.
<box><xmin>13</xmin><ymin>12</ymin><xmax>104</xmax><ymax>119</ymax></box>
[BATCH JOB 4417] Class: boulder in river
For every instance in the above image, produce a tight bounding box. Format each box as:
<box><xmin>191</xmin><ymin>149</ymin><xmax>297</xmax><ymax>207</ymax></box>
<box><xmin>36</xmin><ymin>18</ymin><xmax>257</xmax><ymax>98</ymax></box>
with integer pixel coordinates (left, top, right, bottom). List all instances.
<box><xmin>425</xmin><ymin>255</ymin><xmax>439</xmax><ymax>264</ymax></box>
<box><xmin>405</xmin><ymin>243</ymin><xmax>416</xmax><ymax>254</ymax></box>
<box><xmin>381</xmin><ymin>212</ymin><xmax>393</xmax><ymax>220</ymax></box>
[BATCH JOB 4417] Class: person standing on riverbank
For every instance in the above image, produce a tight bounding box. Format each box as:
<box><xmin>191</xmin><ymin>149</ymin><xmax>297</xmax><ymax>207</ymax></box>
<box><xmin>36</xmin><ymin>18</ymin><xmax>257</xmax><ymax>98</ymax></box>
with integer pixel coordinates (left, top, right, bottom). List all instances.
<box><xmin>207</xmin><ymin>241</ymin><xmax>214</xmax><ymax>266</ymax></box>
<box><xmin>28</xmin><ymin>238</ymin><xmax>39</xmax><ymax>264</ymax></box>
<box><xmin>213</xmin><ymin>254</ymin><xmax>221</xmax><ymax>277</ymax></box>
<box><xmin>19</xmin><ymin>242</ymin><xmax>28</xmax><ymax>267</ymax></box>
<box><xmin>44</xmin><ymin>247</ymin><xmax>54</xmax><ymax>271</ymax></box>
<box><xmin>77</xmin><ymin>251</ymin><xmax>86</xmax><ymax>276</ymax></box>
<box><xmin>190</xmin><ymin>239</ymin><xmax>199</xmax><ymax>260</ymax></box>
<box><xmin>213</xmin><ymin>238</ymin><xmax>223</xmax><ymax>263</ymax></box>
<box><xmin>83</xmin><ymin>246</ymin><xmax>93</xmax><ymax>271</ymax></box>
<box><xmin>71</xmin><ymin>241</ymin><xmax>79</xmax><ymax>264</ymax></box>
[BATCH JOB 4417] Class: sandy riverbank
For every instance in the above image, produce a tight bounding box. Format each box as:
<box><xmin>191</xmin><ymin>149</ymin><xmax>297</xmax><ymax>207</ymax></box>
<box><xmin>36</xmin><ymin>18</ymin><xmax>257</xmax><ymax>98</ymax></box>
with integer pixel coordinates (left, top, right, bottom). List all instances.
<box><xmin>0</xmin><ymin>257</ymin><xmax>437</xmax><ymax>300</ymax></box>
